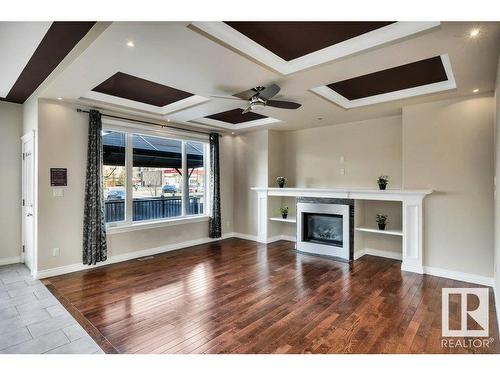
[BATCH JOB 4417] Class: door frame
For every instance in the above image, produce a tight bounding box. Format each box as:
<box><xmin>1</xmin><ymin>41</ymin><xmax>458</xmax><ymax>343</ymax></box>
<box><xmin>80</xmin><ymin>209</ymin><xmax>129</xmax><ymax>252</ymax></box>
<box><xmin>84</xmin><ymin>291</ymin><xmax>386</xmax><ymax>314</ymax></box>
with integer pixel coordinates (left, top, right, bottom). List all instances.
<box><xmin>21</xmin><ymin>130</ymin><xmax>37</xmax><ymax>276</ymax></box>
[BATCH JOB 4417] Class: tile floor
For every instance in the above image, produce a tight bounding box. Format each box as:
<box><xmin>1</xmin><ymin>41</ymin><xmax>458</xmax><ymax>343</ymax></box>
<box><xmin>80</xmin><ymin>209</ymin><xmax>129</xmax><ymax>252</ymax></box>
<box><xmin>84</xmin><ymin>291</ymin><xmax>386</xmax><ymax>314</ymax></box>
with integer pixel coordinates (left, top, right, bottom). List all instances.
<box><xmin>0</xmin><ymin>263</ymin><xmax>103</xmax><ymax>354</ymax></box>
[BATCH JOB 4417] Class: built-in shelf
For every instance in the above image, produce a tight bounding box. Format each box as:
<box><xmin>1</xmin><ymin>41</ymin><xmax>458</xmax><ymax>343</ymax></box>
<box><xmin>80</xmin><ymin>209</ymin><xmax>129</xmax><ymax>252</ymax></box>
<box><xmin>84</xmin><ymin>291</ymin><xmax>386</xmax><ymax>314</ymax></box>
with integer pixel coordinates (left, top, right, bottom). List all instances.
<box><xmin>355</xmin><ymin>226</ymin><xmax>403</xmax><ymax>237</ymax></box>
<box><xmin>269</xmin><ymin>217</ymin><xmax>297</xmax><ymax>223</ymax></box>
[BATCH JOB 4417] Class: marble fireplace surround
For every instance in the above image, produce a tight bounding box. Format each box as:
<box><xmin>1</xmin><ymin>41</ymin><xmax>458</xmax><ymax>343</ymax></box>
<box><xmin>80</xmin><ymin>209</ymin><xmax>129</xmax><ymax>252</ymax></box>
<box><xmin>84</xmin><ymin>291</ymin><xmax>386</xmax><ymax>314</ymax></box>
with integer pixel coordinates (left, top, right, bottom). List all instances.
<box><xmin>251</xmin><ymin>187</ymin><xmax>432</xmax><ymax>274</ymax></box>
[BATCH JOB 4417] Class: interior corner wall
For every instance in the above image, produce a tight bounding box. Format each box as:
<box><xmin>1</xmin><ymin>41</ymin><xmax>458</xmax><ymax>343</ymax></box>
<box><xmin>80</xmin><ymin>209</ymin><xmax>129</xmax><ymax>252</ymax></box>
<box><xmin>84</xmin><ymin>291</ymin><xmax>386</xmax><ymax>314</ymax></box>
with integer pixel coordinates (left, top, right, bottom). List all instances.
<box><xmin>402</xmin><ymin>95</ymin><xmax>495</xmax><ymax>277</ymax></box>
<box><xmin>233</xmin><ymin>130</ymin><xmax>269</xmax><ymax>236</ymax></box>
<box><xmin>35</xmin><ymin>100</ymin><xmax>234</xmax><ymax>272</ymax></box>
<box><xmin>0</xmin><ymin>101</ymin><xmax>23</xmax><ymax>264</ymax></box>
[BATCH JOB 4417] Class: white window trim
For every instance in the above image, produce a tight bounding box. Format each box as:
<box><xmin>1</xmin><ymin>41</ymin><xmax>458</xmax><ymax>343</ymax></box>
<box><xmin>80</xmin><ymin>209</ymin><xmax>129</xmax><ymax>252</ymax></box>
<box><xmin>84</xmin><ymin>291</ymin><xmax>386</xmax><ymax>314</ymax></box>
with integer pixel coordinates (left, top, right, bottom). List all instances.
<box><xmin>106</xmin><ymin>215</ymin><xmax>209</xmax><ymax>235</ymax></box>
<box><xmin>102</xmin><ymin>119</ymin><xmax>210</xmax><ymax>233</ymax></box>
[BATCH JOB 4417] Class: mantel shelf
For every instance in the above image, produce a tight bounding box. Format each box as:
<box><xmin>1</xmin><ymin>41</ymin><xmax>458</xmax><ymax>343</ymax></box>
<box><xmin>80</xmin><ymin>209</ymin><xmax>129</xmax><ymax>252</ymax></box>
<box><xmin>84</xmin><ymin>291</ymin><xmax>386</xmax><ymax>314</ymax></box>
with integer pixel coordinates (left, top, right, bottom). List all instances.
<box><xmin>355</xmin><ymin>226</ymin><xmax>403</xmax><ymax>237</ymax></box>
<box><xmin>251</xmin><ymin>187</ymin><xmax>432</xmax><ymax>202</ymax></box>
<box><xmin>269</xmin><ymin>217</ymin><xmax>296</xmax><ymax>223</ymax></box>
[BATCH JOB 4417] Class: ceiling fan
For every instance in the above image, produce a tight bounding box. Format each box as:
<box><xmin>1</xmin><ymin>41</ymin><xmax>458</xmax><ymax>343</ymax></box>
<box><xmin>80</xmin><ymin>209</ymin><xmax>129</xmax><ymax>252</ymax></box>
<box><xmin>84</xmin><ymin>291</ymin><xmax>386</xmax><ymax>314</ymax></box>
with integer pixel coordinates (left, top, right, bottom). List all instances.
<box><xmin>212</xmin><ymin>84</ymin><xmax>302</xmax><ymax>114</ymax></box>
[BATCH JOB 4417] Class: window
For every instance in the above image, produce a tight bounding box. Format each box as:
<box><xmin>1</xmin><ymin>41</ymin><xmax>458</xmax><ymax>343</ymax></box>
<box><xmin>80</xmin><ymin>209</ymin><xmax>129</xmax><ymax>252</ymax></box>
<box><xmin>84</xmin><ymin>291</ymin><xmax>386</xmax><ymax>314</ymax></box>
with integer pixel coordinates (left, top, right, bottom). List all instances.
<box><xmin>102</xmin><ymin>131</ymin><xmax>126</xmax><ymax>223</ymax></box>
<box><xmin>102</xmin><ymin>127</ymin><xmax>208</xmax><ymax>227</ymax></box>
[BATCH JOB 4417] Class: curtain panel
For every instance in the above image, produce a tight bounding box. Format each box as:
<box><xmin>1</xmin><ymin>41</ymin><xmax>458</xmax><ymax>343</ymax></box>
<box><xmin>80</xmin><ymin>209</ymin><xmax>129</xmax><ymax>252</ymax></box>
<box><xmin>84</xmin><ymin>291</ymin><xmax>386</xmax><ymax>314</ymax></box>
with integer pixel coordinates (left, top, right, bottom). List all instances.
<box><xmin>209</xmin><ymin>133</ymin><xmax>222</xmax><ymax>238</ymax></box>
<box><xmin>82</xmin><ymin>110</ymin><xmax>108</xmax><ymax>265</ymax></box>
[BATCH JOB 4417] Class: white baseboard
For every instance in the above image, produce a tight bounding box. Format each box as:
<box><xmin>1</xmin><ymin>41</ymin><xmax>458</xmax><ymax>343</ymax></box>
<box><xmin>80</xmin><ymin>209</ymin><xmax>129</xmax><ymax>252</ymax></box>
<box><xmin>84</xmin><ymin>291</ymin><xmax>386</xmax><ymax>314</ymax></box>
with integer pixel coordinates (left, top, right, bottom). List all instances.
<box><xmin>34</xmin><ymin>233</ymin><xmax>236</xmax><ymax>279</ymax></box>
<box><xmin>231</xmin><ymin>232</ymin><xmax>259</xmax><ymax>242</ymax></box>
<box><xmin>354</xmin><ymin>248</ymin><xmax>402</xmax><ymax>261</ymax></box>
<box><xmin>231</xmin><ymin>233</ymin><xmax>296</xmax><ymax>244</ymax></box>
<box><xmin>280</xmin><ymin>235</ymin><xmax>296</xmax><ymax>242</ymax></box>
<box><xmin>0</xmin><ymin>256</ymin><xmax>22</xmax><ymax>266</ymax></box>
<box><xmin>495</xmin><ymin>284</ymin><xmax>500</xmax><ymax>336</ymax></box>
<box><xmin>423</xmin><ymin>266</ymin><xmax>494</xmax><ymax>287</ymax></box>
<box><xmin>401</xmin><ymin>263</ymin><xmax>424</xmax><ymax>274</ymax></box>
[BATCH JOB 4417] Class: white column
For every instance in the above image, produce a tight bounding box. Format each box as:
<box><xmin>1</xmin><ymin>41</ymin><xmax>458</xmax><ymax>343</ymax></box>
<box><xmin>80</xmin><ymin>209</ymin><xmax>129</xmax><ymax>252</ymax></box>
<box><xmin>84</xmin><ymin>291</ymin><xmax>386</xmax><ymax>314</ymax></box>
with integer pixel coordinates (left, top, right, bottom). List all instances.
<box><xmin>401</xmin><ymin>196</ymin><xmax>424</xmax><ymax>274</ymax></box>
<box><xmin>256</xmin><ymin>190</ymin><xmax>268</xmax><ymax>243</ymax></box>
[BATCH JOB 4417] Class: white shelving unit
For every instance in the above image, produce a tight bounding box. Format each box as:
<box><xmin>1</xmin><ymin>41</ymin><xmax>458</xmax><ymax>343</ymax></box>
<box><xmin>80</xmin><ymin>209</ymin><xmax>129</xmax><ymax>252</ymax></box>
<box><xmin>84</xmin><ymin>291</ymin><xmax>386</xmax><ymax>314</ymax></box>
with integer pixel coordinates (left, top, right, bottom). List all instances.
<box><xmin>252</xmin><ymin>187</ymin><xmax>432</xmax><ymax>274</ymax></box>
<box><xmin>269</xmin><ymin>217</ymin><xmax>296</xmax><ymax>224</ymax></box>
<box><xmin>355</xmin><ymin>226</ymin><xmax>403</xmax><ymax>237</ymax></box>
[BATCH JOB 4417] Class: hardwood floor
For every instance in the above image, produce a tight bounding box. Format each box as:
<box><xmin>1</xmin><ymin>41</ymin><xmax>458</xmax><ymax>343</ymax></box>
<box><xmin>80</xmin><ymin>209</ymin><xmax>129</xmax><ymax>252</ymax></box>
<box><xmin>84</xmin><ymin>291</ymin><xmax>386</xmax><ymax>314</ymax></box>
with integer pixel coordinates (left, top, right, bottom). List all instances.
<box><xmin>44</xmin><ymin>238</ymin><xmax>499</xmax><ymax>354</ymax></box>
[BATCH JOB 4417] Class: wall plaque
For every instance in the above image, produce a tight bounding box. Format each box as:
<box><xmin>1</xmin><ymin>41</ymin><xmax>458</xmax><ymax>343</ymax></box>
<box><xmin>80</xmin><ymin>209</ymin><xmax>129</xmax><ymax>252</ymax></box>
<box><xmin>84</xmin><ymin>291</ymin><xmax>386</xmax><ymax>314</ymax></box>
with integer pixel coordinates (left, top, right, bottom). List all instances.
<box><xmin>50</xmin><ymin>168</ymin><xmax>67</xmax><ymax>187</ymax></box>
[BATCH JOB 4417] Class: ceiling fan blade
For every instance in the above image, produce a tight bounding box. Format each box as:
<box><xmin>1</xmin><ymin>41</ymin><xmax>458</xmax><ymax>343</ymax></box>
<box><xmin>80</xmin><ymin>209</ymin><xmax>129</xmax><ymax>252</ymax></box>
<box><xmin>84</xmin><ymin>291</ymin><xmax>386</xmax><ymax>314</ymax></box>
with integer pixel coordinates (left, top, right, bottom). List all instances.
<box><xmin>210</xmin><ymin>95</ymin><xmax>246</xmax><ymax>102</ymax></box>
<box><xmin>266</xmin><ymin>100</ymin><xmax>302</xmax><ymax>109</ymax></box>
<box><xmin>258</xmin><ymin>84</ymin><xmax>280</xmax><ymax>100</ymax></box>
<box><xmin>241</xmin><ymin>105</ymin><xmax>252</xmax><ymax>114</ymax></box>
<box><xmin>233</xmin><ymin>88</ymin><xmax>258</xmax><ymax>100</ymax></box>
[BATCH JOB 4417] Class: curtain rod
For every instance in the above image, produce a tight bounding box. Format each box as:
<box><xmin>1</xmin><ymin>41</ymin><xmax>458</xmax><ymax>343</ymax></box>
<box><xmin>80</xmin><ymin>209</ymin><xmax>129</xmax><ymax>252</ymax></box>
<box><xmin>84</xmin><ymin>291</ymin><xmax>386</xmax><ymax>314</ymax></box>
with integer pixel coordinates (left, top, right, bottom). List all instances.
<box><xmin>76</xmin><ymin>108</ymin><xmax>215</xmax><ymax>136</ymax></box>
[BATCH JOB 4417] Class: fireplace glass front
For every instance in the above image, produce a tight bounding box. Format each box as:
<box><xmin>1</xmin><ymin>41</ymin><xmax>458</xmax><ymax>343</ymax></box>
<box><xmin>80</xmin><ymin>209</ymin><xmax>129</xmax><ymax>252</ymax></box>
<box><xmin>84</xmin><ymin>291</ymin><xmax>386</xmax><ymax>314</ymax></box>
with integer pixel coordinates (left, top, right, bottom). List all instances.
<box><xmin>302</xmin><ymin>213</ymin><xmax>344</xmax><ymax>247</ymax></box>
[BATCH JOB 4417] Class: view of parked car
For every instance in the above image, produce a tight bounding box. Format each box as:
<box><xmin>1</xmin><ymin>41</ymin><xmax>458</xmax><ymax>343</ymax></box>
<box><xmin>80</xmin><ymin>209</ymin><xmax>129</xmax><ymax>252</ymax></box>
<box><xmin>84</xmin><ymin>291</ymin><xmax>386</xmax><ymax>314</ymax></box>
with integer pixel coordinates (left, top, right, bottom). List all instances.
<box><xmin>162</xmin><ymin>185</ymin><xmax>177</xmax><ymax>194</ymax></box>
<box><xmin>107</xmin><ymin>189</ymin><xmax>125</xmax><ymax>200</ymax></box>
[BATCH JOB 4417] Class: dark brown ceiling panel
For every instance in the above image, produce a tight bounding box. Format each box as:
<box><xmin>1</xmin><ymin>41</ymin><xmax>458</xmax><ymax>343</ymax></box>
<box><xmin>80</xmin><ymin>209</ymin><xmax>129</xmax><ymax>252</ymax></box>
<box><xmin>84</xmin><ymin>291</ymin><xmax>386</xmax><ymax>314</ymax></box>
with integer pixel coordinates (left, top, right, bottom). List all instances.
<box><xmin>205</xmin><ymin>108</ymin><xmax>267</xmax><ymax>124</ymax></box>
<box><xmin>327</xmin><ymin>56</ymin><xmax>448</xmax><ymax>100</ymax></box>
<box><xmin>224</xmin><ymin>22</ymin><xmax>395</xmax><ymax>61</ymax></box>
<box><xmin>5</xmin><ymin>22</ymin><xmax>96</xmax><ymax>104</ymax></box>
<box><xmin>93</xmin><ymin>72</ymin><xmax>194</xmax><ymax>107</ymax></box>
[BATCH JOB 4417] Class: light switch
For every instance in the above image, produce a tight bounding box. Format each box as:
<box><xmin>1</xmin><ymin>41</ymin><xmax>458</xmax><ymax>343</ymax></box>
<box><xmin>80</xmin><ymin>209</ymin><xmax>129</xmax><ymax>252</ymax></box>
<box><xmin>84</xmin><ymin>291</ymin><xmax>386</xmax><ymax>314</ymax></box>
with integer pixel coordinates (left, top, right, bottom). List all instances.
<box><xmin>340</xmin><ymin>168</ymin><xmax>345</xmax><ymax>176</ymax></box>
<box><xmin>340</xmin><ymin>156</ymin><xmax>345</xmax><ymax>163</ymax></box>
<box><xmin>52</xmin><ymin>248</ymin><xmax>60</xmax><ymax>257</ymax></box>
<box><xmin>53</xmin><ymin>188</ymin><xmax>64</xmax><ymax>197</ymax></box>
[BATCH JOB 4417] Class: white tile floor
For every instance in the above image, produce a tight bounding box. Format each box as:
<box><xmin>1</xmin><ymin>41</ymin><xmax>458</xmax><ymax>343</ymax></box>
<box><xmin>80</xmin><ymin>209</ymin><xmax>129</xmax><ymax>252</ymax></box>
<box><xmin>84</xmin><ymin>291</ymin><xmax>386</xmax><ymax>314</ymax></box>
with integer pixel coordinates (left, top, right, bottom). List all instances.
<box><xmin>0</xmin><ymin>263</ymin><xmax>103</xmax><ymax>354</ymax></box>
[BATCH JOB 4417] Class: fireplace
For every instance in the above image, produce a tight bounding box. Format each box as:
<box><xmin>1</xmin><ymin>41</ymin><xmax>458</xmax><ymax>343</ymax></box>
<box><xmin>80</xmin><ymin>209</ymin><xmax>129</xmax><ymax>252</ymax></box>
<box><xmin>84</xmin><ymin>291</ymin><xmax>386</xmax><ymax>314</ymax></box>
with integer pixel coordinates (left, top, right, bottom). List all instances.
<box><xmin>296</xmin><ymin>198</ymin><xmax>354</xmax><ymax>261</ymax></box>
<box><xmin>303</xmin><ymin>213</ymin><xmax>344</xmax><ymax>247</ymax></box>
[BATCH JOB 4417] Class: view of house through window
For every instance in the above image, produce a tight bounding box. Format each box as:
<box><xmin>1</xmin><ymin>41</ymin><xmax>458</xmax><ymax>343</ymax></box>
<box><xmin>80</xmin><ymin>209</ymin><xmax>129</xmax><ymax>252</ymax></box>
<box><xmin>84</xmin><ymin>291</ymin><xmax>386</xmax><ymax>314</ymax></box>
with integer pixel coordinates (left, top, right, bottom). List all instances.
<box><xmin>102</xmin><ymin>129</ymin><xmax>206</xmax><ymax>224</ymax></box>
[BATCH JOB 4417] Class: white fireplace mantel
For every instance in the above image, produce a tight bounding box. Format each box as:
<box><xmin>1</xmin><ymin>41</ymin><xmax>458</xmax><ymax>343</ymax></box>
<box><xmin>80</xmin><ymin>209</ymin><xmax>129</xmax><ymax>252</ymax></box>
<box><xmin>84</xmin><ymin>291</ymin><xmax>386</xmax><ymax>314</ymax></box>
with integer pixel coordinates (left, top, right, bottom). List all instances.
<box><xmin>251</xmin><ymin>187</ymin><xmax>432</xmax><ymax>274</ymax></box>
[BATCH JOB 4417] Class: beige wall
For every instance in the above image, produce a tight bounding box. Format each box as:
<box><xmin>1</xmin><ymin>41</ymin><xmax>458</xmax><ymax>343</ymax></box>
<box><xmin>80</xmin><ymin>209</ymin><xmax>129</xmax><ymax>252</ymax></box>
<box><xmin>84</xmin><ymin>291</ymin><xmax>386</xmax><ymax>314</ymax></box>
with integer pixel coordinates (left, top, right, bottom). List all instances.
<box><xmin>36</xmin><ymin>101</ymin><xmax>234</xmax><ymax>271</ymax></box>
<box><xmin>283</xmin><ymin>116</ymin><xmax>402</xmax><ymax>189</ymax></box>
<box><xmin>0</xmin><ymin>102</ymin><xmax>23</xmax><ymax>262</ymax></box>
<box><xmin>494</xmin><ymin>56</ymin><xmax>500</xmax><ymax>305</ymax></box>
<box><xmin>22</xmin><ymin>96</ymin><xmax>38</xmax><ymax>134</ymax></box>
<box><xmin>262</xmin><ymin>116</ymin><xmax>403</xmax><ymax>245</ymax></box>
<box><xmin>403</xmin><ymin>95</ymin><xmax>495</xmax><ymax>277</ymax></box>
<box><xmin>233</xmin><ymin>130</ymin><xmax>268</xmax><ymax>236</ymax></box>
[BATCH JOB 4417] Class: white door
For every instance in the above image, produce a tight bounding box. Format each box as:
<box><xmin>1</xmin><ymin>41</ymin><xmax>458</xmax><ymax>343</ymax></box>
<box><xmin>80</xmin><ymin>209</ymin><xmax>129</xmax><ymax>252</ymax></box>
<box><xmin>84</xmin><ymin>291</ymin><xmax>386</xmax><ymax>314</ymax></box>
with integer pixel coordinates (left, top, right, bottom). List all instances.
<box><xmin>22</xmin><ymin>134</ymin><xmax>35</xmax><ymax>271</ymax></box>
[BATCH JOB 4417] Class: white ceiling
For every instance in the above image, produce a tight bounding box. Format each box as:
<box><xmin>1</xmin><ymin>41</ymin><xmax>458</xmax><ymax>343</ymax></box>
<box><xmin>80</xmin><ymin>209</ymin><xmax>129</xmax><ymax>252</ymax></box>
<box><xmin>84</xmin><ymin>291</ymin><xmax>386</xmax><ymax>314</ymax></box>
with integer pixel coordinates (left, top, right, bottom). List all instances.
<box><xmin>9</xmin><ymin>21</ymin><xmax>500</xmax><ymax>131</ymax></box>
<box><xmin>0</xmin><ymin>22</ymin><xmax>51</xmax><ymax>97</ymax></box>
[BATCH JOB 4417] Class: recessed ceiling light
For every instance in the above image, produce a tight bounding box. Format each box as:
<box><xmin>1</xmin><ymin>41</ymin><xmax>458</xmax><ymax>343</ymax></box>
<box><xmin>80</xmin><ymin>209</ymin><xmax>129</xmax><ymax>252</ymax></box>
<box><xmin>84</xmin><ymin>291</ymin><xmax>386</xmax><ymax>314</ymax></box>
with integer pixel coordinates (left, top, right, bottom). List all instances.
<box><xmin>126</xmin><ymin>40</ymin><xmax>135</xmax><ymax>47</ymax></box>
<box><xmin>167</xmin><ymin>119</ymin><xmax>170</xmax><ymax>122</ymax></box>
<box><xmin>231</xmin><ymin>132</ymin><xmax>235</xmax><ymax>135</ymax></box>
<box><xmin>57</xmin><ymin>97</ymin><xmax>63</xmax><ymax>100</ymax></box>
<box><xmin>469</xmin><ymin>28</ymin><xmax>480</xmax><ymax>38</ymax></box>
<box><xmin>473</xmin><ymin>88</ymin><xmax>479</xmax><ymax>93</ymax></box>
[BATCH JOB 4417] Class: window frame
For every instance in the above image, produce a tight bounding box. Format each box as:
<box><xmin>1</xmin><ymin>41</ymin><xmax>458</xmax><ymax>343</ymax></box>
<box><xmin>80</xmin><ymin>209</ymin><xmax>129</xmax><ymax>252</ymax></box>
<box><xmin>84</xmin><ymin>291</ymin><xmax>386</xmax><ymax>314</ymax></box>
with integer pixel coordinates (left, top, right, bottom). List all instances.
<box><xmin>102</xmin><ymin>119</ymin><xmax>210</xmax><ymax>233</ymax></box>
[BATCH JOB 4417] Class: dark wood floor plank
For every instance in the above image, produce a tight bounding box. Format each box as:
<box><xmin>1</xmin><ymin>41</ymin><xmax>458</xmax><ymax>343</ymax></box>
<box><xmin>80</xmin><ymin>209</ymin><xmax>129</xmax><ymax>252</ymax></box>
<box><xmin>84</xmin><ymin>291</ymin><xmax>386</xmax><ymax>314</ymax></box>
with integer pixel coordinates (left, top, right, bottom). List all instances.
<box><xmin>44</xmin><ymin>238</ymin><xmax>500</xmax><ymax>354</ymax></box>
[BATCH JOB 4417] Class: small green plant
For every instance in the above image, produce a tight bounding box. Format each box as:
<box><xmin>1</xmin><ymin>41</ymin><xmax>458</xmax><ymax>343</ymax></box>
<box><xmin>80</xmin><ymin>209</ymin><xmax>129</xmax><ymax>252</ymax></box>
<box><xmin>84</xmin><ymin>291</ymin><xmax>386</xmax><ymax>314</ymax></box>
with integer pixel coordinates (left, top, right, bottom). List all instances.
<box><xmin>377</xmin><ymin>175</ymin><xmax>389</xmax><ymax>190</ymax></box>
<box><xmin>280</xmin><ymin>206</ymin><xmax>289</xmax><ymax>219</ymax></box>
<box><xmin>276</xmin><ymin>176</ymin><xmax>287</xmax><ymax>188</ymax></box>
<box><xmin>376</xmin><ymin>214</ymin><xmax>388</xmax><ymax>230</ymax></box>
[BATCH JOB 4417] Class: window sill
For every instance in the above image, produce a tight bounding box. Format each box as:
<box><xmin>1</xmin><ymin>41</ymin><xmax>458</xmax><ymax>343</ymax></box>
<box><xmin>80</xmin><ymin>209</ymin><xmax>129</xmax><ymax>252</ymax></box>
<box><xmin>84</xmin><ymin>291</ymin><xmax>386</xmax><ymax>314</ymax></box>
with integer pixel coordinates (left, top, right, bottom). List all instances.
<box><xmin>106</xmin><ymin>215</ymin><xmax>209</xmax><ymax>234</ymax></box>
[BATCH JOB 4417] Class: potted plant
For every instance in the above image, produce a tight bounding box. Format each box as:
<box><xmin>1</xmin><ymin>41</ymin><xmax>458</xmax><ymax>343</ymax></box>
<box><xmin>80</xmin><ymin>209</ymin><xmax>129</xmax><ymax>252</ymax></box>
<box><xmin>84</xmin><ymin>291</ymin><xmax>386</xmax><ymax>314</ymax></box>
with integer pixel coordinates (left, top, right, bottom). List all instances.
<box><xmin>276</xmin><ymin>176</ymin><xmax>287</xmax><ymax>188</ymax></box>
<box><xmin>377</xmin><ymin>175</ymin><xmax>389</xmax><ymax>190</ymax></box>
<box><xmin>280</xmin><ymin>206</ymin><xmax>289</xmax><ymax>219</ymax></box>
<box><xmin>376</xmin><ymin>214</ymin><xmax>388</xmax><ymax>230</ymax></box>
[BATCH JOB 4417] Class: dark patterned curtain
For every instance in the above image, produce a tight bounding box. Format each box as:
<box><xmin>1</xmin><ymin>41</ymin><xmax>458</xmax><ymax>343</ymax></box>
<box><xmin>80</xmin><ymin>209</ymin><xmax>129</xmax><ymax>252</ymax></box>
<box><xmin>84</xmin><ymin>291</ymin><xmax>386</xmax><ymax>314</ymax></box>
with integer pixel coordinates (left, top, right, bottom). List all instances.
<box><xmin>209</xmin><ymin>133</ymin><xmax>221</xmax><ymax>238</ymax></box>
<box><xmin>82</xmin><ymin>110</ymin><xmax>108</xmax><ymax>265</ymax></box>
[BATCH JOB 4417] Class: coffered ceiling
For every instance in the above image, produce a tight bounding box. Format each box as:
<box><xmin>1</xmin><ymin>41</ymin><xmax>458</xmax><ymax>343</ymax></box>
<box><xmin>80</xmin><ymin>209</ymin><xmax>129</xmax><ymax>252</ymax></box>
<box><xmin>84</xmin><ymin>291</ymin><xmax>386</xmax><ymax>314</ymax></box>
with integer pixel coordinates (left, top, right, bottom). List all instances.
<box><xmin>1</xmin><ymin>21</ymin><xmax>499</xmax><ymax>132</ymax></box>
